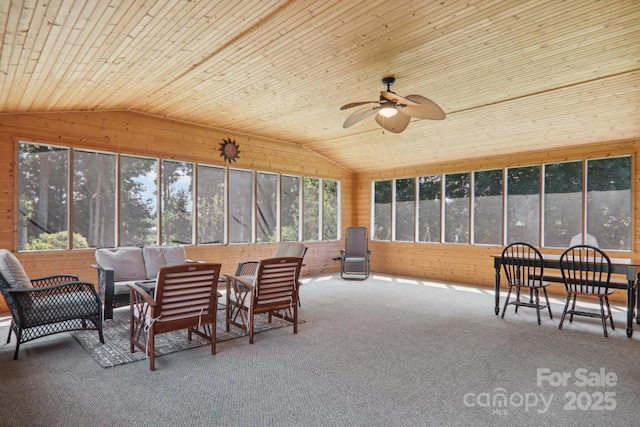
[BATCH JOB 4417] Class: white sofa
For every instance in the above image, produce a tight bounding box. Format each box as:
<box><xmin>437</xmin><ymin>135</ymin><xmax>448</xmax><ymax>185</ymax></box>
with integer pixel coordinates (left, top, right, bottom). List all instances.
<box><xmin>92</xmin><ymin>245</ymin><xmax>192</xmax><ymax>319</ymax></box>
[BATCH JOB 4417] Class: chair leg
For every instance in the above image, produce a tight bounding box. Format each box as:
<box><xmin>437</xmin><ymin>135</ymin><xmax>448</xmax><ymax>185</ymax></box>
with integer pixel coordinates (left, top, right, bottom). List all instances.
<box><xmin>293</xmin><ymin>305</ymin><xmax>298</xmax><ymax>334</ymax></box>
<box><xmin>13</xmin><ymin>340</ymin><xmax>20</xmax><ymax>360</ymax></box>
<box><xmin>211</xmin><ymin>314</ymin><xmax>217</xmax><ymax>356</ymax></box>
<box><xmin>559</xmin><ymin>294</ymin><xmax>571</xmax><ymax>330</ymax></box>
<box><xmin>129</xmin><ymin>314</ymin><xmax>135</xmax><ymax>353</ymax></box>
<box><xmin>11</xmin><ymin>325</ymin><xmax>22</xmax><ymax>360</ymax></box>
<box><xmin>501</xmin><ymin>287</ymin><xmax>513</xmax><ymax>318</ymax></box>
<box><xmin>515</xmin><ymin>288</ymin><xmax>521</xmax><ymax>313</ymax></box>
<box><xmin>249</xmin><ymin>316</ymin><xmax>254</xmax><ymax>344</ymax></box>
<box><xmin>543</xmin><ymin>288</ymin><xmax>553</xmax><ymax>319</ymax></box>
<box><xmin>605</xmin><ymin>296</ymin><xmax>615</xmax><ymax>330</ymax></box>
<box><xmin>225</xmin><ymin>294</ymin><xmax>231</xmax><ymax>332</ymax></box>
<box><xmin>534</xmin><ymin>289</ymin><xmax>541</xmax><ymax>325</ymax></box>
<box><xmin>149</xmin><ymin>330</ymin><xmax>156</xmax><ymax>371</ymax></box>
<box><xmin>598</xmin><ymin>296</ymin><xmax>608</xmax><ymax>337</ymax></box>
<box><xmin>569</xmin><ymin>294</ymin><xmax>578</xmax><ymax>323</ymax></box>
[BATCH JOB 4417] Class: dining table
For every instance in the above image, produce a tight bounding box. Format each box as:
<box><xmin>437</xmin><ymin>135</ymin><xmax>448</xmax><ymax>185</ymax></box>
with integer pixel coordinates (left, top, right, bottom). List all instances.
<box><xmin>492</xmin><ymin>253</ymin><xmax>640</xmax><ymax>337</ymax></box>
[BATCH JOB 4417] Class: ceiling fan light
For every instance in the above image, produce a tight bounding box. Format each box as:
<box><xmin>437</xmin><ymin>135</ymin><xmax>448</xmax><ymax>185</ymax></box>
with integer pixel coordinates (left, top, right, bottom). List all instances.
<box><xmin>379</xmin><ymin>103</ymin><xmax>397</xmax><ymax>118</ymax></box>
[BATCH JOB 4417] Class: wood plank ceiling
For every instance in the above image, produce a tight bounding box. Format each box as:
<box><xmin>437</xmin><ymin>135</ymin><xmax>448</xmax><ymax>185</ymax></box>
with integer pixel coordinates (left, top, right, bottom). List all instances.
<box><xmin>0</xmin><ymin>0</ymin><xmax>638</xmax><ymax>174</ymax></box>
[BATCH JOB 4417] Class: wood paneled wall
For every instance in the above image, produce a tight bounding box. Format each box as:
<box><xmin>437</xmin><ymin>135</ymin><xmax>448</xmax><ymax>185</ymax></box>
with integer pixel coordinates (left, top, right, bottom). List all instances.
<box><xmin>0</xmin><ymin>111</ymin><xmax>353</xmax><ymax>312</ymax></box>
<box><xmin>0</xmin><ymin>110</ymin><xmax>638</xmax><ymax>313</ymax></box>
<box><xmin>356</xmin><ymin>138</ymin><xmax>640</xmax><ymax>303</ymax></box>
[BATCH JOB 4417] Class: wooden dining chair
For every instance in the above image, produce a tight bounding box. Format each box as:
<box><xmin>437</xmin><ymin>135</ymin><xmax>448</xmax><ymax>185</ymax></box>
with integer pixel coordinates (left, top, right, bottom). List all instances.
<box><xmin>500</xmin><ymin>242</ymin><xmax>552</xmax><ymax>325</ymax></box>
<box><xmin>559</xmin><ymin>245</ymin><xmax>615</xmax><ymax>337</ymax></box>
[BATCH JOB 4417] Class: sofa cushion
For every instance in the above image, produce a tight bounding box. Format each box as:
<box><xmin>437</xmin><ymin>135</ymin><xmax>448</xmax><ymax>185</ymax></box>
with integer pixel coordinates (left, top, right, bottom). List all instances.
<box><xmin>143</xmin><ymin>245</ymin><xmax>187</xmax><ymax>279</ymax></box>
<box><xmin>95</xmin><ymin>247</ymin><xmax>146</xmax><ymax>281</ymax></box>
<box><xmin>0</xmin><ymin>249</ymin><xmax>32</xmax><ymax>289</ymax></box>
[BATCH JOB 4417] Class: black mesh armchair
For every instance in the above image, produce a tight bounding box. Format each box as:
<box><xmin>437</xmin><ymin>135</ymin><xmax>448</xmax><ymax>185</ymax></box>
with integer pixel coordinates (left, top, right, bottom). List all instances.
<box><xmin>0</xmin><ymin>249</ymin><xmax>104</xmax><ymax>359</ymax></box>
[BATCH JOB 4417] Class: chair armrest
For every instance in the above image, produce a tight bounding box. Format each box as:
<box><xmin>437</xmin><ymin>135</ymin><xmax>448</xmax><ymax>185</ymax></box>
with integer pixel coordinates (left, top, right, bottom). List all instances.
<box><xmin>126</xmin><ymin>283</ymin><xmax>156</xmax><ymax>306</ymax></box>
<box><xmin>127</xmin><ymin>283</ymin><xmax>157</xmax><ymax>323</ymax></box>
<box><xmin>225</xmin><ymin>274</ymin><xmax>254</xmax><ymax>294</ymax></box>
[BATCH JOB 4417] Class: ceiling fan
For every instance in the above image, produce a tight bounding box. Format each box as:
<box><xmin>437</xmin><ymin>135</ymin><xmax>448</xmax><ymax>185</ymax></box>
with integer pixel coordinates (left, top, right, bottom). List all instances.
<box><xmin>340</xmin><ymin>77</ymin><xmax>445</xmax><ymax>133</ymax></box>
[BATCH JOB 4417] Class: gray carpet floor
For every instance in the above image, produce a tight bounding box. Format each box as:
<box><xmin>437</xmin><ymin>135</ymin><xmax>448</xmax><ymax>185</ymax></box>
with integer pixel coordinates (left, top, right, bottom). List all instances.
<box><xmin>1</xmin><ymin>273</ymin><xmax>639</xmax><ymax>427</ymax></box>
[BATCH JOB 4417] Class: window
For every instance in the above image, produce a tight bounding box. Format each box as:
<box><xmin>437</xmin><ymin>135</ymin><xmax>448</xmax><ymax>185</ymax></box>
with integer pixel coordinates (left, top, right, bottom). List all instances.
<box><xmin>323</xmin><ymin>179</ymin><xmax>339</xmax><ymax>240</ymax></box>
<box><xmin>18</xmin><ymin>143</ymin><xmax>69</xmax><ymax>250</ymax></box>
<box><xmin>197</xmin><ymin>164</ymin><xmax>225</xmax><ymax>244</ymax></box>
<box><xmin>161</xmin><ymin>160</ymin><xmax>193</xmax><ymax>245</ymax></box>
<box><xmin>444</xmin><ymin>173</ymin><xmax>470</xmax><ymax>243</ymax></box>
<box><xmin>120</xmin><ymin>155</ymin><xmax>158</xmax><ymax>246</ymax></box>
<box><xmin>73</xmin><ymin>150</ymin><xmax>116</xmax><ymax>248</ymax></box>
<box><xmin>257</xmin><ymin>172</ymin><xmax>278</xmax><ymax>242</ymax></box>
<box><xmin>587</xmin><ymin>157</ymin><xmax>632</xmax><ymax>250</ymax></box>
<box><xmin>281</xmin><ymin>175</ymin><xmax>301</xmax><ymax>241</ymax></box>
<box><xmin>17</xmin><ymin>141</ymin><xmax>341</xmax><ymax>251</ymax></box>
<box><xmin>544</xmin><ymin>161</ymin><xmax>582</xmax><ymax>248</ymax></box>
<box><xmin>395</xmin><ymin>178</ymin><xmax>415</xmax><ymax>241</ymax></box>
<box><xmin>506</xmin><ymin>166</ymin><xmax>540</xmax><ymax>245</ymax></box>
<box><xmin>473</xmin><ymin>169</ymin><xmax>502</xmax><ymax>245</ymax></box>
<box><xmin>417</xmin><ymin>175</ymin><xmax>441</xmax><ymax>243</ymax></box>
<box><xmin>228</xmin><ymin>169</ymin><xmax>253</xmax><ymax>244</ymax></box>
<box><xmin>373</xmin><ymin>180</ymin><xmax>391</xmax><ymax>240</ymax></box>
<box><xmin>303</xmin><ymin>177</ymin><xmax>320</xmax><ymax>241</ymax></box>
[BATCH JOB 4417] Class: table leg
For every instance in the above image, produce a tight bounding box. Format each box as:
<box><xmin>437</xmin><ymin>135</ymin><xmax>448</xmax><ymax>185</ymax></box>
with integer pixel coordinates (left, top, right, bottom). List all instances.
<box><xmin>636</xmin><ymin>272</ymin><xmax>640</xmax><ymax>325</ymax></box>
<box><xmin>626</xmin><ymin>279</ymin><xmax>634</xmax><ymax>338</ymax></box>
<box><xmin>494</xmin><ymin>265</ymin><xmax>501</xmax><ymax>315</ymax></box>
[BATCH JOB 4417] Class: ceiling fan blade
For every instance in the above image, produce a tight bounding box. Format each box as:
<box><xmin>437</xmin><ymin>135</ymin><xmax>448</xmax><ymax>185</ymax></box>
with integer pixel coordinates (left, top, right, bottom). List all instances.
<box><xmin>375</xmin><ymin>110</ymin><xmax>411</xmax><ymax>133</ymax></box>
<box><xmin>340</xmin><ymin>101</ymin><xmax>379</xmax><ymax>110</ymax></box>
<box><xmin>401</xmin><ymin>95</ymin><xmax>446</xmax><ymax>120</ymax></box>
<box><xmin>343</xmin><ymin>105</ymin><xmax>380</xmax><ymax>128</ymax></box>
<box><xmin>380</xmin><ymin>91</ymin><xmax>418</xmax><ymax>106</ymax></box>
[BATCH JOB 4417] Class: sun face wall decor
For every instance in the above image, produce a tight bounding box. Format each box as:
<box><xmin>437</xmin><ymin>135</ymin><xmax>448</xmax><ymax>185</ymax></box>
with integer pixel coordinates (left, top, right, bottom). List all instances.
<box><xmin>219</xmin><ymin>138</ymin><xmax>240</xmax><ymax>163</ymax></box>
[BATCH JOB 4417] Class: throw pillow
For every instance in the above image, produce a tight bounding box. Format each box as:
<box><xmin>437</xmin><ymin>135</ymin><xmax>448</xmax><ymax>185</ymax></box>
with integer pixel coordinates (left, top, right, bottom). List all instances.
<box><xmin>0</xmin><ymin>249</ymin><xmax>32</xmax><ymax>289</ymax></box>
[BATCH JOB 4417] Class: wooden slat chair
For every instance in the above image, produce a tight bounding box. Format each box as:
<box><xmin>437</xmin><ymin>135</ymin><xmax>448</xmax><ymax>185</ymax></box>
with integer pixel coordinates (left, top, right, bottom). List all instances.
<box><xmin>233</xmin><ymin>242</ymin><xmax>307</xmax><ymax>305</ymax></box>
<box><xmin>127</xmin><ymin>263</ymin><xmax>221</xmax><ymax>371</ymax></box>
<box><xmin>559</xmin><ymin>245</ymin><xmax>615</xmax><ymax>337</ymax></box>
<box><xmin>225</xmin><ymin>257</ymin><xmax>302</xmax><ymax>344</ymax></box>
<box><xmin>500</xmin><ymin>242</ymin><xmax>552</xmax><ymax>325</ymax></box>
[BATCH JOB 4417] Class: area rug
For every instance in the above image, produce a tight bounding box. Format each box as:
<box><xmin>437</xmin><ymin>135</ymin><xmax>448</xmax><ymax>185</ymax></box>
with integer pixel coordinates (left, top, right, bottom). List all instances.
<box><xmin>71</xmin><ymin>309</ymin><xmax>303</xmax><ymax>368</ymax></box>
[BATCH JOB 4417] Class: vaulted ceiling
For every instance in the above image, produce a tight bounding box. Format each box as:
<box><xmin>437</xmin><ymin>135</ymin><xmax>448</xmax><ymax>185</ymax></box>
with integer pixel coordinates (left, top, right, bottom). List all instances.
<box><xmin>1</xmin><ymin>0</ymin><xmax>639</xmax><ymax>173</ymax></box>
